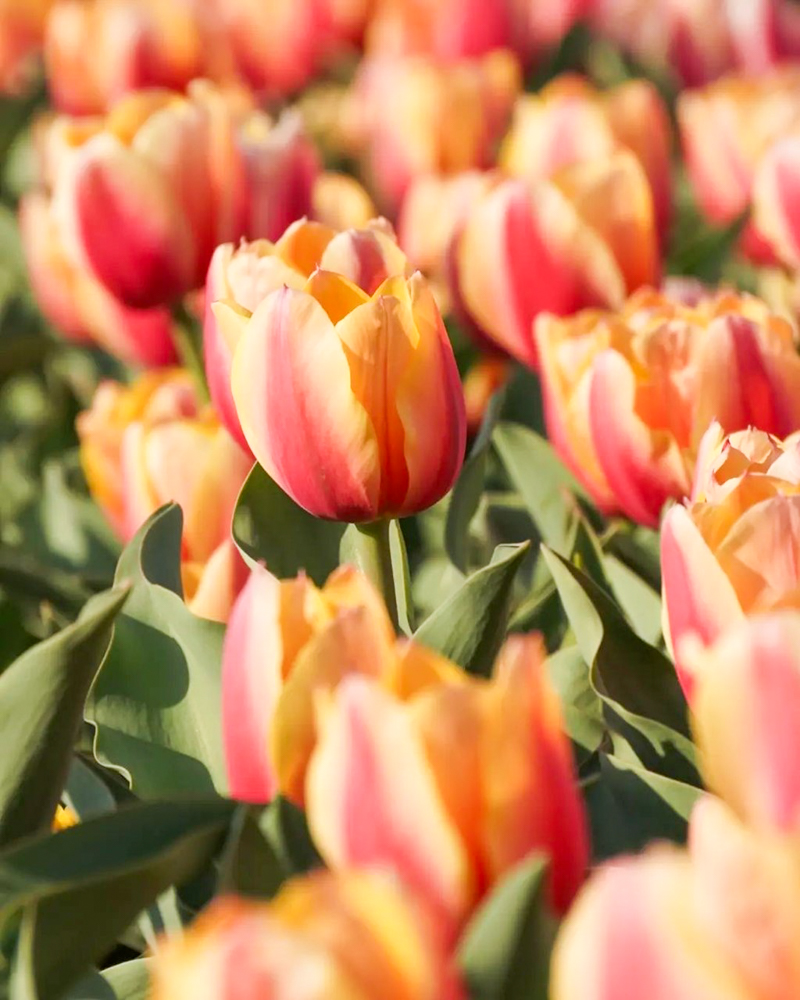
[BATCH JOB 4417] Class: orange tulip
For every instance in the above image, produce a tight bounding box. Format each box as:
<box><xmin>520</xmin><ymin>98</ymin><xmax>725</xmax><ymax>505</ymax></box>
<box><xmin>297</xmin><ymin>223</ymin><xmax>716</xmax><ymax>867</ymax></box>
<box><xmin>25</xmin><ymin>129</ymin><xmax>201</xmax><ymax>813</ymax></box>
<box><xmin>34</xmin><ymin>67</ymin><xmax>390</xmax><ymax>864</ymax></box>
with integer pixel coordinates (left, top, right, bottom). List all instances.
<box><xmin>37</xmin><ymin>82</ymin><xmax>319</xmax><ymax>310</ymax></box>
<box><xmin>679</xmin><ymin>68</ymin><xmax>800</xmax><ymax>262</ymax></box>
<box><xmin>499</xmin><ymin>74</ymin><xmax>672</xmax><ymax>237</ymax></box>
<box><xmin>346</xmin><ymin>50</ymin><xmax>520</xmax><ymax>211</ymax></box>
<box><xmin>151</xmin><ymin>871</ymin><xmax>464</xmax><ymax>1000</ymax></box>
<box><xmin>205</xmin><ymin>217</ymin><xmax>409</xmax><ymax>453</ymax></box>
<box><xmin>450</xmin><ymin>153</ymin><xmax>659</xmax><ymax>369</ymax></box>
<box><xmin>77</xmin><ymin>369</ymin><xmax>251</xmax><ymax>621</ymax></box>
<box><xmin>218</xmin><ymin>243</ymin><xmax>465</xmax><ymax>522</ymax></box>
<box><xmin>552</xmin><ymin>794</ymin><xmax>800</xmax><ymax>1000</ymax></box>
<box><xmin>306</xmin><ymin>635</ymin><xmax>588</xmax><ymax>927</ymax></box>
<box><xmin>537</xmin><ymin>289</ymin><xmax>800</xmax><ymax>526</ymax></box>
<box><xmin>662</xmin><ymin>425</ymin><xmax>800</xmax><ymax>695</ymax></box>
<box><xmin>0</xmin><ymin>0</ymin><xmax>53</xmax><ymax>93</ymax></box>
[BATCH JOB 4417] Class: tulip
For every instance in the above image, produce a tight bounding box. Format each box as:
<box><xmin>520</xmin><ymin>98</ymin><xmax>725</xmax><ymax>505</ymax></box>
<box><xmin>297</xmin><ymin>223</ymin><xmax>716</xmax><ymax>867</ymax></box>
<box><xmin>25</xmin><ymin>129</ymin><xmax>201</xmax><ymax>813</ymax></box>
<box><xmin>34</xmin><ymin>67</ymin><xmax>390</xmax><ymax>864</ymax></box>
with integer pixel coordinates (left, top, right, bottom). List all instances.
<box><xmin>39</xmin><ymin>82</ymin><xmax>319</xmax><ymax>310</ymax></box>
<box><xmin>537</xmin><ymin>289</ymin><xmax>800</xmax><ymax>526</ymax></box>
<box><xmin>551</xmin><ymin>794</ymin><xmax>800</xmax><ymax>1000</ymax></box>
<box><xmin>0</xmin><ymin>0</ymin><xmax>52</xmax><ymax>93</ymax></box>
<box><xmin>44</xmin><ymin>0</ymin><xmax>232</xmax><ymax>115</ymax></box>
<box><xmin>346</xmin><ymin>51</ymin><xmax>520</xmax><ymax>211</ymax></box>
<box><xmin>662</xmin><ymin>425</ymin><xmax>800</xmax><ymax>695</ymax></box>
<box><xmin>753</xmin><ymin>134</ymin><xmax>800</xmax><ymax>271</ymax></box>
<box><xmin>451</xmin><ymin>152</ymin><xmax>659</xmax><ymax>370</ymax></box>
<box><xmin>499</xmin><ymin>74</ymin><xmax>672</xmax><ymax>237</ymax></box>
<box><xmin>150</xmin><ymin>871</ymin><xmax>464</xmax><ymax>1000</ymax></box>
<box><xmin>463</xmin><ymin>357</ymin><xmax>511</xmax><ymax>434</ymax></box>
<box><xmin>312</xmin><ymin>171</ymin><xmax>377</xmax><ymax>232</ymax></box>
<box><xmin>688</xmin><ymin>612</ymin><xmax>800</xmax><ymax>836</ymax></box>
<box><xmin>77</xmin><ymin>369</ymin><xmax>251</xmax><ymax>621</ymax></box>
<box><xmin>205</xmin><ymin>217</ymin><xmax>410</xmax><ymax>452</ymax></box>
<box><xmin>306</xmin><ymin>635</ymin><xmax>588</xmax><ymax>927</ymax></box>
<box><xmin>679</xmin><ymin>68</ymin><xmax>800</xmax><ymax>262</ymax></box>
<box><xmin>219</xmin><ymin>253</ymin><xmax>465</xmax><ymax>522</ymax></box>
<box><xmin>519</xmin><ymin>0</ymin><xmax>593</xmax><ymax>55</ymax></box>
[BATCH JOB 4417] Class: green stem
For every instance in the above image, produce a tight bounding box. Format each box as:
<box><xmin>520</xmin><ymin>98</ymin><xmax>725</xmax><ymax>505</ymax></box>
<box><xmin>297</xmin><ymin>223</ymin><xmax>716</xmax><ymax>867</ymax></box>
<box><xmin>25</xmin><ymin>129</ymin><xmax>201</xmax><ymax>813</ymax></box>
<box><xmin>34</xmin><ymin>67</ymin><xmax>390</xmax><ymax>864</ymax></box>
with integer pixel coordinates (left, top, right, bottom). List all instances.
<box><xmin>171</xmin><ymin>301</ymin><xmax>209</xmax><ymax>404</ymax></box>
<box><xmin>347</xmin><ymin>519</ymin><xmax>400</xmax><ymax>632</ymax></box>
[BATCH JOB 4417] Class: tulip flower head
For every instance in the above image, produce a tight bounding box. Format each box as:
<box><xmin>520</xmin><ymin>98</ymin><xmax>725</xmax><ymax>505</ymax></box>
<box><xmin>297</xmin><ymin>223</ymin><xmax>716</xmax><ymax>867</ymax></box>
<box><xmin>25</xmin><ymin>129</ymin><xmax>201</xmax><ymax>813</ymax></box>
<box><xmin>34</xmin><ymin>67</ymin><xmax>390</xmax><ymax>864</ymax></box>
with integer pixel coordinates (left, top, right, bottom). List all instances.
<box><xmin>662</xmin><ymin>425</ymin><xmax>800</xmax><ymax>695</ymax></box>
<box><xmin>150</xmin><ymin>871</ymin><xmax>464</xmax><ymax>1000</ymax></box>
<box><xmin>537</xmin><ymin>288</ymin><xmax>800</xmax><ymax>527</ymax></box>
<box><xmin>364</xmin><ymin>0</ymin><xmax>515</xmax><ymax>61</ymax></box>
<box><xmin>0</xmin><ymin>0</ymin><xmax>53</xmax><ymax>93</ymax></box>
<box><xmin>77</xmin><ymin>368</ymin><xmax>251</xmax><ymax>621</ymax></box>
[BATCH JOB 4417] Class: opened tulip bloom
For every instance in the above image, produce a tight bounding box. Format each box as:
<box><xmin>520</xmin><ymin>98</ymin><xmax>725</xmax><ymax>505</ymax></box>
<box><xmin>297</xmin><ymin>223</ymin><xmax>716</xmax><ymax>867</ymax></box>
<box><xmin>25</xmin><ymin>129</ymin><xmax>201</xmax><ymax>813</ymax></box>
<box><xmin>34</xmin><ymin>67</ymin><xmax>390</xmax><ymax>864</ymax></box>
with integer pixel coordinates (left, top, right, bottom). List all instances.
<box><xmin>662</xmin><ymin>425</ymin><xmax>800</xmax><ymax>694</ymax></box>
<box><xmin>39</xmin><ymin>81</ymin><xmax>318</xmax><ymax>310</ymax></box>
<box><xmin>537</xmin><ymin>289</ymin><xmax>800</xmax><ymax>526</ymax></box>
<box><xmin>77</xmin><ymin>369</ymin><xmax>251</xmax><ymax>621</ymax></box>
<box><xmin>450</xmin><ymin>152</ymin><xmax>659</xmax><ymax>368</ymax></box>
<box><xmin>206</xmin><ymin>217</ymin><xmax>409</xmax><ymax>452</ymax></box>
<box><xmin>150</xmin><ymin>871</ymin><xmax>464</xmax><ymax>1000</ymax></box>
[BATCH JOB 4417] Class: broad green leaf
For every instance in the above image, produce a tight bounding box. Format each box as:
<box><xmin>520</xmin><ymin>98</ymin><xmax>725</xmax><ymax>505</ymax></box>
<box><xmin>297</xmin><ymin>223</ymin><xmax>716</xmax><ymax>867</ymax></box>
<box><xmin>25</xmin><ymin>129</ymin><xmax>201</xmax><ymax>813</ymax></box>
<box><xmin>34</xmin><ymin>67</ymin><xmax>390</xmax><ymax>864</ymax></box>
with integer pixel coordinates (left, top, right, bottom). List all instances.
<box><xmin>446</xmin><ymin>389</ymin><xmax>505</xmax><ymax>572</ymax></box>
<box><xmin>458</xmin><ymin>855</ymin><xmax>556</xmax><ymax>1000</ymax></box>
<box><xmin>64</xmin><ymin>960</ymin><xmax>150</xmax><ymax>1000</ymax></box>
<box><xmin>4</xmin><ymin>799</ymin><xmax>235</xmax><ymax>1000</ymax></box>
<box><xmin>217</xmin><ymin>805</ymin><xmax>285</xmax><ymax>900</ymax></box>
<box><xmin>259</xmin><ymin>797</ymin><xmax>323</xmax><ymax>879</ymax></box>
<box><xmin>414</xmin><ymin>543</ymin><xmax>530</xmax><ymax>677</ymax></box>
<box><xmin>0</xmin><ymin>587</ymin><xmax>127</xmax><ymax>847</ymax></box>
<box><xmin>604</xmin><ymin>555</ymin><xmax>662</xmax><ymax>646</ymax></box>
<box><xmin>86</xmin><ymin>506</ymin><xmax>228</xmax><ymax>798</ymax></box>
<box><xmin>233</xmin><ymin>464</ymin><xmax>344</xmax><ymax>585</ymax></box>
<box><xmin>493</xmin><ymin>422</ymin><xmax>587</xmax><ymax>555</ymax></box>
<box><xmin>546</xmin><ymin>646</ymin><xmax>604</xmax><ymax>764</ymax></box>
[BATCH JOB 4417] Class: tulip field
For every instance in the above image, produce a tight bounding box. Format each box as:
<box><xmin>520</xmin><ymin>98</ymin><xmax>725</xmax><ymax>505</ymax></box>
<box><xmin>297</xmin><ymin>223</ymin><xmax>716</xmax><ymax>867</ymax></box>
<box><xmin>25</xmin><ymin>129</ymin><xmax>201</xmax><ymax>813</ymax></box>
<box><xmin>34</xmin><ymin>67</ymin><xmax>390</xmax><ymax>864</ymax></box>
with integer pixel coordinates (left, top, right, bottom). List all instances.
<box><xmin>3</xmin><ymin>0</ymin><xmax>800</xmax><ymax>997</ymax></box>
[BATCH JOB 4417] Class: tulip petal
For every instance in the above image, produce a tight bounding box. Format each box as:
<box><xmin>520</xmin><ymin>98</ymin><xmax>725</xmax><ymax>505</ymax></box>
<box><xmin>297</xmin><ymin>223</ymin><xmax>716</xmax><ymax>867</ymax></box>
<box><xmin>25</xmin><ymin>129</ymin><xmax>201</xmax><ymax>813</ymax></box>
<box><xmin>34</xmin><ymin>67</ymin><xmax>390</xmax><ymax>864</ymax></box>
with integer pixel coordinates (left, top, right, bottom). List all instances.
<box><xmin>232</xmin><ymin>287</ymin><xmax>380</xmax><ymax>521</ymax></box>
<box><xmin>754</xmin><ymin>136</ymin><xmax>800</xmax><ymax>270</ymax></box>
<box><xmin>185</xmin><ymin>539</ymin><xmax>248</xmax><ymax>623</ymax></box>
<box><xmin>307</xmin><ymin>676</ymin><xmax>473</xmax><ymax>931</ymax></box>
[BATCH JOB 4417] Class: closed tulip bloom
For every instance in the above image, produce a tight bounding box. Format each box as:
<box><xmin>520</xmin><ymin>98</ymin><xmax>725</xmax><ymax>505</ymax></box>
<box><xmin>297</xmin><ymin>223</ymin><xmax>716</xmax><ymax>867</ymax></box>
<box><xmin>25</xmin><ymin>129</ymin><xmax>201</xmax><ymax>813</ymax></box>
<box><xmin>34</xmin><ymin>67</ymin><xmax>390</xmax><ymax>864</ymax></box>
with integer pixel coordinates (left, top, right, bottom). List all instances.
<box><xmin>44</xmin><ymin>0</ymin><xmax>231</xmax><ymax>115</ymax></box>
<box><xmin>206</xmin><ymin>217</ymin><xmax>409</xmax><ymax>452</ymax></box>
<box><xmin>364</xmin><ymin>0</ymin><xmax>515</xmax><ymax>61</ymax></box>
<box><xmin>679</xmin><ymin>68</ymin><xmax>800</xmax><ymax>262</ymax></box>
<box><xmin>500</xmin><ymin>74</ymin><xmax>672</xmax><ymax>237</ymax></box>
<box><xmin>224</xmin><ymin>261</ymin><xmax>465</xmax><ymax>522</ymax></box>
<box><xmin>77</xmin><ymin>369</ymin><xmax>251</xmax><ymax>621</ymax></box>
<box><xmin>151</xmin><ymin>871</ymin><xmax>464</xmax><ymax>1000</ymax></box>
<box><xmin>306</xmin><ymin>635</ymin><xmax>588</xmax><ymax>928</ymax></box>
<box><xmin>662</xmin><ymin>426</ymin><xmax>800</xmax><ymax>695</ymax></box>
<box><xmin>0</xmin><ymin>0</ymin><xmax>52</xmax><ymax>93</ymax></box>
<box><xmin>537</xmin><ymin>289</ymin><xmax>800</xmax><ymax>526</ymax></box>
<box><xmin>452</xmin><ymin>152</ymin><xmax>659</xmax><ymax>370</ymax></box>
<box><xmin>42</xmin><ymin>82</ymin><xmax>318</xmax><ymax>310</ymax></box>
<box><xmin>753</xmin><ymin>135</ymin><xmax>800</xmax><ymax>271</ymax></box>
<box><xmin>346</xmin><ymin>51</ymin><xmax>520</xmax><ymax>211</ymax></box>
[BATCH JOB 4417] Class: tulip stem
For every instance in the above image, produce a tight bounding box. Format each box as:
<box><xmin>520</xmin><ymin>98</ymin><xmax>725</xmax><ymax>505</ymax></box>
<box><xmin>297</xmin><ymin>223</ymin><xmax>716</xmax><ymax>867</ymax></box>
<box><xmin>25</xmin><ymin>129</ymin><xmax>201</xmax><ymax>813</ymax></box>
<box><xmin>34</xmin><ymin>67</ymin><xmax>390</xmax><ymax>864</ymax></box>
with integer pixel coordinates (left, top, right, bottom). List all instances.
<box><xmin>346</xmin><ymin>519</ymin><xmax>402</xmax><ymax>633</ymax></box>
<box><xmin>171</xmin><ymin>301</ymin><xmax>210</xmax><ymax>404</ymax></box>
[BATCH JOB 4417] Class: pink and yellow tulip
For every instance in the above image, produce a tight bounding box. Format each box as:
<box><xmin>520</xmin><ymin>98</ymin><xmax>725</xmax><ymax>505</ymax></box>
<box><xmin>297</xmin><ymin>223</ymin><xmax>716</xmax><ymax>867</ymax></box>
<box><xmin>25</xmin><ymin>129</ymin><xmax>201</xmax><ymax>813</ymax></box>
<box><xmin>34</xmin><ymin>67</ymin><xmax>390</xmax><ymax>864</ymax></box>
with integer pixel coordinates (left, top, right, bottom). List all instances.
<box><xmin>753</xmin><ymin>134</ymin><xmax>800</xmax><ymax>272</ymax></box>
<box><xmin>551</xmin><ymin>794</ymin><xmax>800</xmax><ymax>1000</ymax></box>
<box><xmin>679</xmin><ymin>68</ymin><xmax>800</xmax><ymax>262</ymax></box>
<box><xmin>205</xmin><ymin>217</ymin><xmax>409</xmax><ymax>453</ymax></box>
<box><xmin>38</xmin><ymin>82</ymin><xmax>318</xmax><ymax>310</ymax></box>
<box><xmin>662</xmin><ymin>425</ymin><xmax>800</xmax><ymax>695</ymax></box>
<box><xmin>214</xmin><ymin>236</ymin><xmax>465</xmax><ymax>522</ymax></box>
<box><xmin>77</xmin><ymin>369</ymin><xmax>251</xmax><ymax>621</ymax></box>
<box><xmin>499</xmin><ymin>74</ymin><xmax>672</xmax><ymax>237</ymax></box>
<box><xmin>346</xmin><ymin>50</ymin><xmax>520</xmax><ymax>211</ymax></box>
<box><xmin>451</xmin><ymin>153</ymin><xmax>659</xmax><ymax>369</ymax></box>
<box><xmin>537</xmin><ymin>289</ymin><xmax>800</xmax><ymax>526</ymax></box>
<box><xmin>151</xmin><ymin>871</ymin><xmax>464</xmax><ymax>1000</ymax></box>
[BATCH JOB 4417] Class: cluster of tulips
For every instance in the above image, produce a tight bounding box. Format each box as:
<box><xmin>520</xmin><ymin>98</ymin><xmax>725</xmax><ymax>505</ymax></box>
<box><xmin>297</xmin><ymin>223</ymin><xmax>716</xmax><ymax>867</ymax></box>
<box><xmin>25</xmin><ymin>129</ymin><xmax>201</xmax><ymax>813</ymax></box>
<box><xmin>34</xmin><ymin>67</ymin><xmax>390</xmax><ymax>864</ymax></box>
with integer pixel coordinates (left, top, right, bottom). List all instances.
<box><xmin>6</xmin><ymin>0</ymin><xmax>800</xmax><ymax>997</ymax></box>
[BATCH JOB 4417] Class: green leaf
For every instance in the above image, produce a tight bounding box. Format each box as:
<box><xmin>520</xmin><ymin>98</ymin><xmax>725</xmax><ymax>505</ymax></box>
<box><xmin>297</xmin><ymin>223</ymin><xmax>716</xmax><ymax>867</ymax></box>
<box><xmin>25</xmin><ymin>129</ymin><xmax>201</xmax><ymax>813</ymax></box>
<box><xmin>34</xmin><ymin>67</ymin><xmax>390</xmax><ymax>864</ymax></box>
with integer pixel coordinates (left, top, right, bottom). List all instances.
<box><xmin>64</xmin><ymin>960</ymin><xmax>150</xmax><ymax>1000</ymax></box>
<box><xmin>458</xmin><ymin>855</ymin><xmax>556</xmax><ymax>1000</ymax></box>
<box><xmin>546</xmin><ymin>646</ymin><xmax>604</xmax><ymax>764</ymax></box>
<box><xmin>216</xmin><ymin>805</ymin><xmax>285</xmax><ymax>900</ymax></box>
<box><xmin>86</xmin><ymin>506</ymin><xmax>228</xmax><ymax>798</ymax></box>
<box><xmin>493</xmin><ymin>422</ymin><xmax>587</xmax><ymax>555</ymax></box>
<box><xmin>4</xmin><ymin>799</ymin><xmax>235</xmax><ymax>1000</ymax></box>
<box><xmin>259</xmin><ymin>797</ymin><xmax>323</xmax><ymax>879</ymax></box>
<box><xmin>446</xmin><ymin>389</ymin><xmax>505</xmax><ymax>573</ymax></box>
<box><xmin>414</xmin><ymin>543</ymin><xmax>530</xmax><ymax>677</ymax></box>
<box><xmin>233</xmin><ymin>463</ymin><xmax>344</xmax><ymax>585</ymax></box>
<box><xmin>585</xmin><ymin>754</ymin><xmax>702</xmax><ymax>862</ymax></box>
<box><xmin>0</xmin><ymin>587</ymin><xmax>127</xmax><ymax>848</ymax></box>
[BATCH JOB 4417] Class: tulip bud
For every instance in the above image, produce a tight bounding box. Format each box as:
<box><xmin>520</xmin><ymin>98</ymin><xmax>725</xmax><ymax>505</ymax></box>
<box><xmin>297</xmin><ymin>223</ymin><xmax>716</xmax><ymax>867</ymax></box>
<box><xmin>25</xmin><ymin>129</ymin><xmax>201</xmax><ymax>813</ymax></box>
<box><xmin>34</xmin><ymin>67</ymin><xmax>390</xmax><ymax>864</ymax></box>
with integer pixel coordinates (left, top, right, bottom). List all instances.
<box><xmin>306</xmin><ymin>635</ymin><xmax>588</xmax><ymax>930</ymax></box>
<box><xmin>499</xmin><ymin>74</ymin><xmax>672</xmax><ymax>237</ymax></box>
<box><xmin>450</xmin><ymin>152</ymin><xmax>659</xmax><ymax>369</ymax></box>
<box><xmin>151</xmin><ymin>872</ymin><xmax>464</xmax><ymax>1000</ymax></box>
<box><xmin>39</xmin><ymin>82</ymin><xmax>319</xmax><ymax>311</ymax></box>
<box><xmin>220</xmin><ymin>254</ymin><xmax>465</xmax><ymax>521</ymax></box>
<box><xmin>346</xmin><ymin>51</ymin><xmax>520</xmax><ymax>211</ymax></box>
<box><xmin>537</xmin><ymin>288</ymin><xmax>800</xmax><ymax>526</ymax></box>
<box><xmin>77</xmin><ymin>369</ymin><xmax>252</xmax><ymax>621</ymax></box>
<box><xmin>662</xmin><ymin>426</ymin><xmax>800</xmax><ymax>694</ymax></box>
<box><xmin>205</xmin><ymin>217</ymin><xmax>411</xmax><ymax>452</ymax></box>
